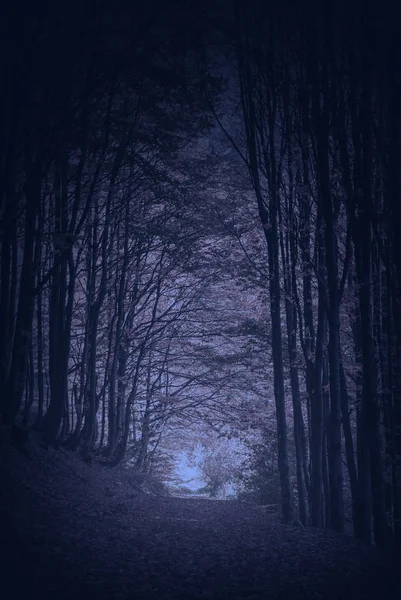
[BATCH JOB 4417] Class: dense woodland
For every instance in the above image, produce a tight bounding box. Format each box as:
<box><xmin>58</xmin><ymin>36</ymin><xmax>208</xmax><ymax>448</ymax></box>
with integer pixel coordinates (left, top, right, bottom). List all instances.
<box><xmin>1</xmin><ymin>0</ymin><xmax>401</xmax><ymax>553</ymax></box>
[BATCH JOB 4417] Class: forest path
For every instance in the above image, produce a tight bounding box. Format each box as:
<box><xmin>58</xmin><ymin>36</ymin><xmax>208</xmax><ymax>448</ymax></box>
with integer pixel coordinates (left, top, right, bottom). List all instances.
<box><xmin>1</xmin><ymin>433</ymin><xmax>400</xmax><ymax>600</ymax></box>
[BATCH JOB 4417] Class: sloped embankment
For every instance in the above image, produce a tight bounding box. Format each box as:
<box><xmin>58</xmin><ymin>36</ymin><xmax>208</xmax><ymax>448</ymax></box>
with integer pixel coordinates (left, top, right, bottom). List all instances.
<box><xmin>1</xmin><ymin>427</ymin><xmax>400</xmax><ymax>600</ymax></box>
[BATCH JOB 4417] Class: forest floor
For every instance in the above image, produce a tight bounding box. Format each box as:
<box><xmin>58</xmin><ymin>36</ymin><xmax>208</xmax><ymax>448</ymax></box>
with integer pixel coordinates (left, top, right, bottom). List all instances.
<box><xmin>1</xmin><ymin>426</ymin><xmax>400</xmax><ymax>600</ymax></box>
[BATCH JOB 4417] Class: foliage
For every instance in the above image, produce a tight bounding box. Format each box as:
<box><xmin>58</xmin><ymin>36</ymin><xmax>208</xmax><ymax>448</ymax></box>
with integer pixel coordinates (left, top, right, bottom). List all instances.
<box><xmin>235</xmin><ymin>438</ymin><xmax>281</xmax><ymax>505</ymax></box>
<box><xmin>195</xmin><ymin>440</ymin><xmax>243</xmax><ymax>498</ymax></box>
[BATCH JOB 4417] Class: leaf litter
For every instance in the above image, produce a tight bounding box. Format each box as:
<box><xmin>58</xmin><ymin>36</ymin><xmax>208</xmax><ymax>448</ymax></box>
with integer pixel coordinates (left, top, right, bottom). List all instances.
<box><xmin>1</xmin><ymin>425</ymin><xmax>400</xmax><ymax>600</ymax></box>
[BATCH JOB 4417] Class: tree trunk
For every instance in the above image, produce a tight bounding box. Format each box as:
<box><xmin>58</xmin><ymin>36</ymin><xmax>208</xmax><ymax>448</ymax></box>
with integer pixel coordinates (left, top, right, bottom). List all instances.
<box><xmin>234</xmin><ymin>11</ymin><xmax>294</xmax><ymax>523</ymax></box>
<box><xmin>311</xmin><ymin>59</ymin><xmax>345</xmax><ymax>531</ymax></box>
<box><xmin>3</xmin><ymin>158</ymin><xmax>42</xmax><ymax>425</ymax></box>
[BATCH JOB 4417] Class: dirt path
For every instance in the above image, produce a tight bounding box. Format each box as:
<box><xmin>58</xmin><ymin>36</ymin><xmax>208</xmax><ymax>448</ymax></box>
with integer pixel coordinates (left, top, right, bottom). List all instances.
<box><xmin>1</xmin><ymin>434</ymin><xmax>400</xmax><ymax>600</ymax></box>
